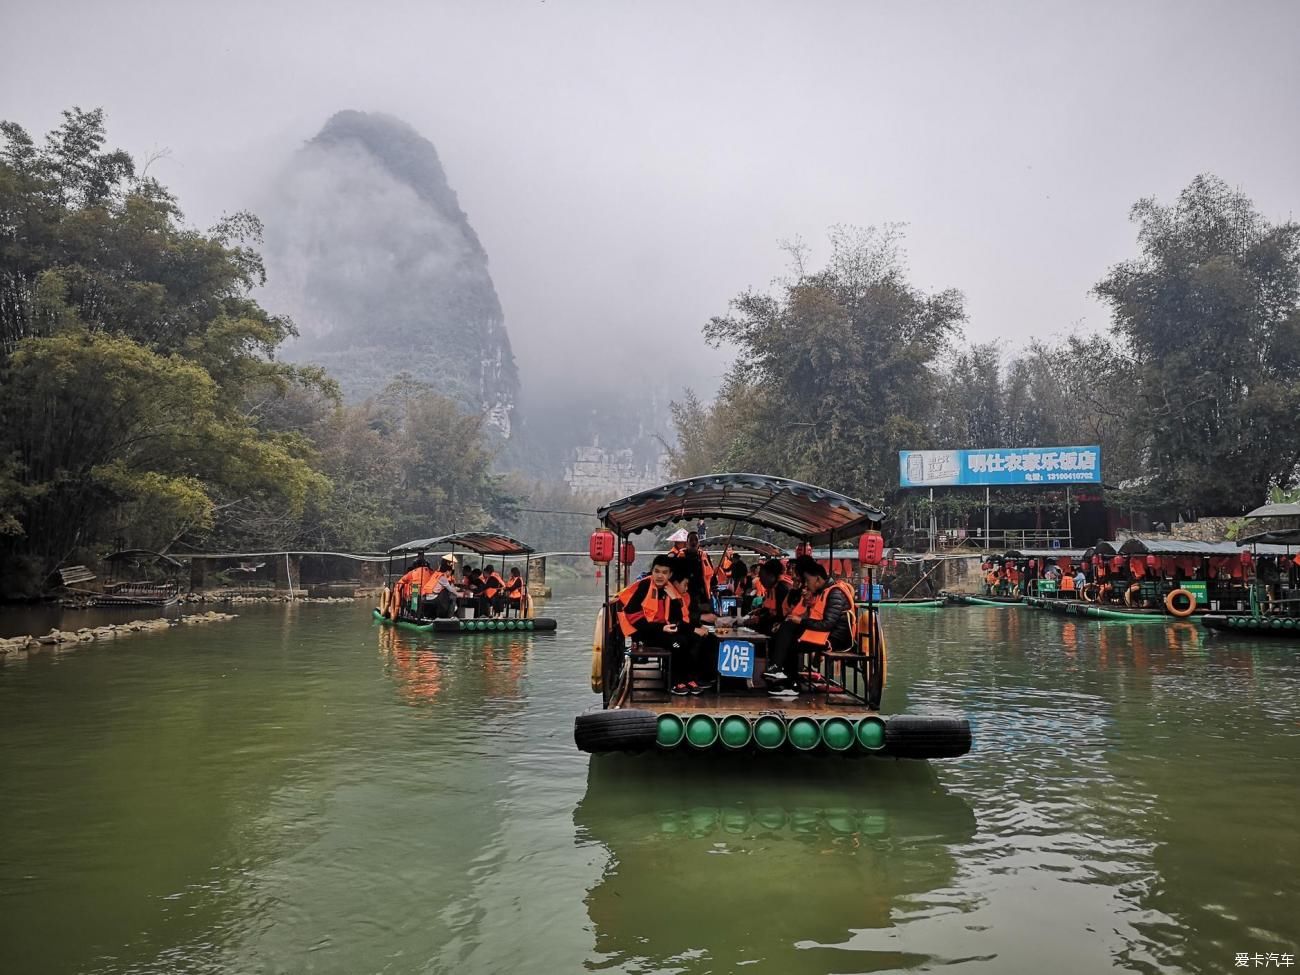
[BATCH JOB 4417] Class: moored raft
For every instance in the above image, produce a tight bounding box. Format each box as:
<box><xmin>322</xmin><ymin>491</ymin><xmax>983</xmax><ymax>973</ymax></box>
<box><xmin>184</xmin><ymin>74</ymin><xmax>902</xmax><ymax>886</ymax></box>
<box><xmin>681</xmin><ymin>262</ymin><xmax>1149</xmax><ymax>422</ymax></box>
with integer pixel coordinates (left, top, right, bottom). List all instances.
<box><xmin>372</xmin><ymin>609</ymin><xmax>556</xmax><ymax>632</ymax></box>
<box><xmin>1201</xmin><ymin>613</ymin><xmax>1300</xmax><ymax>638</ymax></box>
<box><xmin>944</xmin><ymin>592</ymin><xmax>1022</xmax><ymax>606</ymax></box>
<box><xmin>1024</xmin><ymin>595</ymin><xmax>1168</xmax><ymax>621</ymax></box>
<box><xmin>867</xmin><ymin>597</ymin><xmax>947</xmax><ymax>609</ymax></box>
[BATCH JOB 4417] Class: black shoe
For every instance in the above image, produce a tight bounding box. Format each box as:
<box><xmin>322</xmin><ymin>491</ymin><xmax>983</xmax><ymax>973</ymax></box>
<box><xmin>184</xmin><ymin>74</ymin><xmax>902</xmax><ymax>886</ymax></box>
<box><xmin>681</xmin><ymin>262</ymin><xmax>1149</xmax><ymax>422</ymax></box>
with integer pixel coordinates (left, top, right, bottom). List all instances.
<box><xmin>691</xmin><ymin>680</ymin><xmax>712</xmax><ymax>695</ymax></box>
<box><xmin>763</xmin><ymin>668</ymin><xmax>788</xmax><ymax>682</ymax></box>
<box><xmin>671</xmin><ymin>683</ymin><xmax>690</xmax><ymax>696</ymax></box>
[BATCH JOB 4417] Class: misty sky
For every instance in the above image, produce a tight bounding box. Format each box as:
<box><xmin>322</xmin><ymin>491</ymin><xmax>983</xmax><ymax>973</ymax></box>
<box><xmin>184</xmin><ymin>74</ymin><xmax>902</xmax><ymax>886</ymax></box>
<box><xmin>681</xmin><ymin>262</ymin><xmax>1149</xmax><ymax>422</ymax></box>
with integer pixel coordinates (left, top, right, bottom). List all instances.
<box><xmin>4</xmin><ymin>0</ymin><xmax>1298</xmax><ymax>394</ymax></box>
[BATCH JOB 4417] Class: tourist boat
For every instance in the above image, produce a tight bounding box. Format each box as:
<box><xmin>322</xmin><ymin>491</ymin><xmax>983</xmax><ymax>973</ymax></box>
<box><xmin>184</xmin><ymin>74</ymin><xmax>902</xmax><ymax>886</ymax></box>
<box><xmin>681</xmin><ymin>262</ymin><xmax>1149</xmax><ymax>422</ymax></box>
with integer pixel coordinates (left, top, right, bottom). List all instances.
<box><xmin>373</xmin><ymin>531</ymin><xmax>557</xmax><ymax>633</ymax></box>
<box><xmin>1200</xmin><ymin>523</ymin><xmax>1300</xmax><ymax>639</ymax></box>
<box><xmin>574</xmin><ymin>473</ymin><xmax>971</xmax><ymax>759</ymax></box>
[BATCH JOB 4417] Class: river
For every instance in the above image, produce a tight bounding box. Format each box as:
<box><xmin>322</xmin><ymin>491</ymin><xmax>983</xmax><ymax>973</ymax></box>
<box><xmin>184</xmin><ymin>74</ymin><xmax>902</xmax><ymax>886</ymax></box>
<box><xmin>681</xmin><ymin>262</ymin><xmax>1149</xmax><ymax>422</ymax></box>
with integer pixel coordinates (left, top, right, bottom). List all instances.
<box><xmin>1</xmin><ymin>586</ymin><xmax>1296</xmax><ymax>974</ymax></box>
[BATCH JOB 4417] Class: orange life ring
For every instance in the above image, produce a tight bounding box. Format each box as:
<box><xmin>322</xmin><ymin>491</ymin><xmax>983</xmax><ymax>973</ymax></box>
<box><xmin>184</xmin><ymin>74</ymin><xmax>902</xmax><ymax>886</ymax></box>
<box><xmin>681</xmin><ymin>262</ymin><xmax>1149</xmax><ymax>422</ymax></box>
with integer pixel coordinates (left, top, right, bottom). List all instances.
<box><xmin>1164</xmin><ymin>588</ymin><xmax>1196</xmax><ymax>618</ymax></box>
<box><xmin>1081</xmin><ymin>583</ymin><xmax>1099</xmax><ymax>603</ymax></box>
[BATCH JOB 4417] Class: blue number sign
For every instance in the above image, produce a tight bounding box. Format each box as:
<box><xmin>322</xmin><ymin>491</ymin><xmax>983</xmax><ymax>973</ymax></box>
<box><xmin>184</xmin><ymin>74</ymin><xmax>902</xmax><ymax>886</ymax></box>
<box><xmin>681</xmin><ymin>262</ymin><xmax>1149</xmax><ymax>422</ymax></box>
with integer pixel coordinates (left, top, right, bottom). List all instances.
<box><xmin>717</xmin><ymin>640</ymin><xmax>755</xmax><ymax>679</ymax></box>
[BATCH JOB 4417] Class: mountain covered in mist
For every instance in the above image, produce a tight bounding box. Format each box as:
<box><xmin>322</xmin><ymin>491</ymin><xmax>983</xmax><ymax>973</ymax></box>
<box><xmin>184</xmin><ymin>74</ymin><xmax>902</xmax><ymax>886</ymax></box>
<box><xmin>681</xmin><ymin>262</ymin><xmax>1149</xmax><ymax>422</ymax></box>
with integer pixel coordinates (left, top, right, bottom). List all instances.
<box><xmin>260</xmin><ymin>110</ymin><xmax>518</xmax><ymax>434</ymax></box>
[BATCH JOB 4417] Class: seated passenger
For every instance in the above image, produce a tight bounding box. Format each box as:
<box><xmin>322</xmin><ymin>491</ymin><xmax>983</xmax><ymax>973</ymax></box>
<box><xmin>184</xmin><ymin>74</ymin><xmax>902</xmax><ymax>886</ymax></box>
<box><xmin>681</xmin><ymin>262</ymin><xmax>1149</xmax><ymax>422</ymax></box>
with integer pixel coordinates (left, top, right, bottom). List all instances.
<box><xmin>765</xmin><ymin>561</ymin><xmax>856</xmax><ymax>698</ymax></box>
<box><xmin>617</xmin><ymin>554</ymin><xmax>715</xmax><ymax>696</ymax></box>
<box><xmin>481</xmin><ymin>564</ymin><xmax>507</xmax><ymax>617</ymax></box>
<box><xmin>417</xmin><ymin>555</ymin><xmax>462</xmax><ymax>619</ymax></box>
<box><xmin>504</xmin><ymin>567</ymin><xmax>525</xmax><ymax>616</ymax></box>
<box><xmin>393</xmin><ymin>554</ymin><xmax>434</xmax><ymax>617</ymax></box>
<box><xmin>743</xmin><ymin>559</ymin><xmax>794</xmax><ymax>636</ymax></box>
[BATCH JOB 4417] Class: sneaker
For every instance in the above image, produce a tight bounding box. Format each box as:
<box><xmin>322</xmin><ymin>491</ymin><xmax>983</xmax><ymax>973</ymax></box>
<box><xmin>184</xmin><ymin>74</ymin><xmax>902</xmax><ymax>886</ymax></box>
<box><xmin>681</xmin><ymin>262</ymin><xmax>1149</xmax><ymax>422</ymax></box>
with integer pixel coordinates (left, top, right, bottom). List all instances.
<box><xmin>691</xmin><ymin>680</ymin><xmax>712</xmax><ymax>695</ymax></box>
<box><xmin>763</xmin><ymin>668</ymin><xmax>788</xmax><ymax>682</ymax></box>
<box><xmin>767</xmin><ymin>684</ymin><xmax>799</xmax><ymax>699</ymax></box>
<box><xmin>671</xmin><ymin>683</ymin><xmax>690</xmax><ymax>696</ymax></box>
<box><xmin>686</xmin><ymin>681</ymin><xmax>703</xmax><ymax>695</ymax></box>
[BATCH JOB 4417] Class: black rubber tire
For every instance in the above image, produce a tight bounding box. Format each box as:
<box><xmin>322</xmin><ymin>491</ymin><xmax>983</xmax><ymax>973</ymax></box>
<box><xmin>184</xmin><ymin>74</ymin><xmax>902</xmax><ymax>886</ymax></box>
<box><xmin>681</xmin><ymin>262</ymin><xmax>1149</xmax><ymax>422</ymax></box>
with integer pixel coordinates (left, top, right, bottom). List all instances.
<box><xmin>884</xmin><ymin>715</ymin><xmax>972</xmax><ymax>759</ymax></box>
<box><xmin>574</xmin><ymin>709</ymin><xmax>659</xmax><ymax>753</ymax></box>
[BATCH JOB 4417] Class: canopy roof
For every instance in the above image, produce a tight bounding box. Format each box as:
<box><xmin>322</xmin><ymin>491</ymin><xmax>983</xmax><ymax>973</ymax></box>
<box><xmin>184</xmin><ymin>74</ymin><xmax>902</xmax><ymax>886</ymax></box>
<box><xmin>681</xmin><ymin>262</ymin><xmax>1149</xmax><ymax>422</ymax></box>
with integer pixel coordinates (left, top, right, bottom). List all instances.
<box><xmin>1239</xmin><ymin>528</ymin><xmax>1300</xmax><ymax>547</ymax></box>
<box><xmin>599</xmin><ymin>474</ymin><xmax>884</xmax><ymax>545</ymax></box>
<box><xmin>1004</xmin><ymin>548</ymin><xmax>1087</xmax><ymax>559</ymax></box>
<box><xmin>1244</xmin><ymin>502</ymin><xmax>1300</xmax><ymax>519</ymax></box>
<box><xmin>387</xmin><ymin>531</ymin><xmax>534</xmax><ymax>557</ymax></box>
<box><xmin>1082</xmin><ymin>541</ymin><xmax>1122</xmax><ymax>558</ymax></box>
<box><xmin>1117</xmin><ymin>538</ymin><xmax>1241</xmax><ymax>557</ymax></box>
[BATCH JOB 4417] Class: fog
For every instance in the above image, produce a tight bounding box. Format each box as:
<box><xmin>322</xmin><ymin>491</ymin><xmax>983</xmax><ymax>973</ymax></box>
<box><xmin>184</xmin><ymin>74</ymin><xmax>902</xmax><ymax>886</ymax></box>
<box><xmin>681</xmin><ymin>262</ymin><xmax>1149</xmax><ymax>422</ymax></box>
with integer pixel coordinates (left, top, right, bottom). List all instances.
<box><xmin>4</xmin><ymin>0</ymin><xmax>1298</xmax><ymax>395</ymax></box>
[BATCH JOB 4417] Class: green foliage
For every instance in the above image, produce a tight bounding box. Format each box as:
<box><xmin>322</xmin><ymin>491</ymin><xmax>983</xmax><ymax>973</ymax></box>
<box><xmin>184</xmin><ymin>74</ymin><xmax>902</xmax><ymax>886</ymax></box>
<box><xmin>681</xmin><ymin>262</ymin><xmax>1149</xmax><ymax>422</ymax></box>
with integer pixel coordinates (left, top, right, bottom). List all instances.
<box><xmin>683</xmin><ymin>226</ymin><xmax>964</xmax><ymax>503</ymax></box>
<box><xmin>0</xmin><ymin>108</ymin><xmax>520</xmax><ymax>590</ymax></box>
<box><xmin>1094</xmin><ymin>174</ymin><xmax>1300</xmax><ymax>514</ymax></box>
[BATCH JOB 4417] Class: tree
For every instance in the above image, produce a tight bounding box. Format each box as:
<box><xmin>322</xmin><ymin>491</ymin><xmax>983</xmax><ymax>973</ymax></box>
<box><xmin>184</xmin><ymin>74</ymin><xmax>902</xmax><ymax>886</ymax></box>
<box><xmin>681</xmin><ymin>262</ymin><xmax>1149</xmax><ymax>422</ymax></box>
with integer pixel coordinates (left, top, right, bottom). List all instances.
<box><xmin>701</xmin><ymin>227</ymin><xmax>964</xmax><ymax>503</ymax></box>
<box><xmin>1095</xmin><ymin>175</ymin><xmax>1300</xmax><ymax>514</ymax></box>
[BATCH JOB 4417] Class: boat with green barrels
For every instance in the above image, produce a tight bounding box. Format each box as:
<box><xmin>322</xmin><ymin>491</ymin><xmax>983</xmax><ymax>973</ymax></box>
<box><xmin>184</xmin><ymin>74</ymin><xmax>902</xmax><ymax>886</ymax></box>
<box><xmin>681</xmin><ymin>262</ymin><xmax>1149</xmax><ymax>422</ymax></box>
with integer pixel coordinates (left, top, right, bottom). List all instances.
<box><xmin>373</xmin><ymin>531</ymin><xmax>557</xmax><ymax>633</ymax></box>
<box><xmin>574</xmin><ymin>473</ymin><xmax>971</xmax><ymax>760</ymax></box>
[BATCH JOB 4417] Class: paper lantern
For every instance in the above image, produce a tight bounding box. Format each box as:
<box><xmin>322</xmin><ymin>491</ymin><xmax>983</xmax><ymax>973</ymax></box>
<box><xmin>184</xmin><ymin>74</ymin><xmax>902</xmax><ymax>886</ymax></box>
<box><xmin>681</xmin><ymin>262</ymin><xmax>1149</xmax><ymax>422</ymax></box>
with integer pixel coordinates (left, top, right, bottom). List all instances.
<box><xmin>588</xmin><ymin>530</ymin><xmax>615</xmax><ymax>564</ymax></box>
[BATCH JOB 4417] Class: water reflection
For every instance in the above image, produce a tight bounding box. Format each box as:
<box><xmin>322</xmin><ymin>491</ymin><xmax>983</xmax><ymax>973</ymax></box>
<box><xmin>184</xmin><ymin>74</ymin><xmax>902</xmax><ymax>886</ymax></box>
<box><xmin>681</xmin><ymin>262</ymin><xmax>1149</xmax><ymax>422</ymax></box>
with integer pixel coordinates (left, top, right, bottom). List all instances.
<box><xmin>574</xmin><ymin>755</ymin><xmax>977</xmax><ymax>973</ymax></box>
<box><xmin>377</xmin><ymin>625</ymin><xmax>532</xmax><ymax>707</ymax></box>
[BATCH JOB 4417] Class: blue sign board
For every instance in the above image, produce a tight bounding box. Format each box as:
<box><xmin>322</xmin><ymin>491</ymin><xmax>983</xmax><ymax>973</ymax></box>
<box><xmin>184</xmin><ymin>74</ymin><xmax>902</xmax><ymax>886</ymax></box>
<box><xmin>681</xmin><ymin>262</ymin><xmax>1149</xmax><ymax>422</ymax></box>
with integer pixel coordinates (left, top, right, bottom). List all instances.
<box><xmin>899</xmin><ymin>447</ymin><xmax>1101</xmax><ymax>488</ymax></box>
<box><xmin>858</xmin><ymin>583</ymin><xmax>884</xmax><ymax>601</ymax></box>
<box><xmin>717</xmin><ymin>640</ymin><xmax>755</xmax><ymax>679</ymax></box>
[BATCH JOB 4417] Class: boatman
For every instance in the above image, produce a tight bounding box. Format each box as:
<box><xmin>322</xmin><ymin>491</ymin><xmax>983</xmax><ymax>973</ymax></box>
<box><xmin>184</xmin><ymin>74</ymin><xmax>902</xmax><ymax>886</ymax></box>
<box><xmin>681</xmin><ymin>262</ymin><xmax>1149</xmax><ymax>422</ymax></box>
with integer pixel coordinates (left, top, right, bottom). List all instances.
<box><xmin>764</xmin><ymin>561</ymin><xmax>856</xmax><ymax>698</ymax></box>
<box><xmin>418</xmin><ymin>554</ymin><xmax>462</xmax><ymax>619</ymax></box>
<box><xmin>617</xmin><ymin>554</ymin><xmax>714</xmax><ymax>696</ymax></box>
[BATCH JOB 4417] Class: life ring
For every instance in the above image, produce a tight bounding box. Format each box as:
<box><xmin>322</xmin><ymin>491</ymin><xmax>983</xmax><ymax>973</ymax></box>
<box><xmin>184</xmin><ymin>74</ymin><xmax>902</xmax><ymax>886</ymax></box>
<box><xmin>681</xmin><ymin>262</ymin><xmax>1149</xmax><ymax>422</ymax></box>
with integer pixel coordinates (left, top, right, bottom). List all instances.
<box><xmin>590</xmin><ymin>606</ymin><xmax>606</xmax><ymax>693</ymax></box>
<box><xmin>1082</xmin><ymin>582</ymin><xmax>1099</xmax><ymax>603</ymax></box>
<box><xmin>1165</xmin><ymin>588</ymin><xmax>1196</xmax><ymax>618</ymax></box>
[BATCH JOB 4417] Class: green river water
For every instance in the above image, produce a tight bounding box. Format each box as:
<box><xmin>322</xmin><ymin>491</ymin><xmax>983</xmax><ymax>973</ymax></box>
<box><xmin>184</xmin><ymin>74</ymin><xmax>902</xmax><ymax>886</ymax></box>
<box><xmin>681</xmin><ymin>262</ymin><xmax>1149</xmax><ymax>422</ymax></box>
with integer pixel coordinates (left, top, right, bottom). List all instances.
<box><xmin>1</xmin><ymin>585</ymin><xmax>1297</xmax><ymax>975</ymax></box>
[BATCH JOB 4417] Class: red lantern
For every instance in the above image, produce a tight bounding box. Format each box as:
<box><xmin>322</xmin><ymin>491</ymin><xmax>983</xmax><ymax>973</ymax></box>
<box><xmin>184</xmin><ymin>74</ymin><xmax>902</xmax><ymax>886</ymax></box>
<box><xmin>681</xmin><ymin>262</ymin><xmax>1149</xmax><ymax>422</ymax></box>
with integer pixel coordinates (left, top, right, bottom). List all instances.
<box><xmin>588</xmin><ymin>529</ymin><xmax>615</xmax><ymax>564</ymax></box>
<box><xmin>858</xmin><ymin>530</ymin><xmax>885</xmax><ymax>566</ymax></box>
<box><xmin>1240</xmin><ymin>549</ymin><xmax>1253</xmax><ymax>568</ymax></box>
<box><xmin>1110</xmin><ymin>556</ymin><xmax>1124</xmax><ymax>573</ymax></box>
<box><xmin>620</xmin><ymin>540</ymin><xmax>636</xmax><ymax>565</ymax></box>
<box><xmin>795</xmin><ymin>542</ymin><xmax>813</xmax><ymax>559</ymax></box>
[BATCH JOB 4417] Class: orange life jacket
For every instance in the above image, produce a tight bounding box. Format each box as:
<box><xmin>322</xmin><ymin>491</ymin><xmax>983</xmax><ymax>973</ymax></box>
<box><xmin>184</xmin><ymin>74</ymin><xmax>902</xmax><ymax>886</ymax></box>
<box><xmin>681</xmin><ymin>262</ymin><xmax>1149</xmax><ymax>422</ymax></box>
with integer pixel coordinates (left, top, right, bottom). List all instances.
<box><xmin>791</xmin><ymin>580</ymin><xmax>858</xmax><ymax>646</ymax></box>
<box><xmin>397</xmin><ymin>565</ymin><xmax>434</xmax><ymax>600</ymax></box>
<box><xmin>761</xmin><ymin>574</ymin><xmax>796</xmax><ymax>615</ymax></box>
<box><xmin>505</xmin><ymin>575</ymin><xmax>524</xmax><ymax>601</ymax></box>
<box><xmin>616</xmin><ymin>578</ymin><xmax>690</xmax><ymax>638</ymax></box>
<box><xmin>418</xmin><ymin>570</ymin><xmax>447</xmax><ymax>596</ymax></box>
<box><xmin>1061</xmin><ymin>573</ymin><xmax>1075</xmax><ymax>592</ymax></box>
<box><xmin>483</xmin><ymin>571</ymin><xmax>504</xmax><ymax>599</ymax></box>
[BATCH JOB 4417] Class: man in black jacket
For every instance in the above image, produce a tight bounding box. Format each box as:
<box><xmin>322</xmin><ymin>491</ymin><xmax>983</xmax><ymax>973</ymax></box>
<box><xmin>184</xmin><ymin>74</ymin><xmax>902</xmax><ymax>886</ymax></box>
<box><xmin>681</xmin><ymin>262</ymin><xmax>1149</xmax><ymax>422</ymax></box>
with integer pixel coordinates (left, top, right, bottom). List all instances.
<box><xmin>617</xmin><ymin>555</ymin><xmax>717</xmax><ymax>695</ymax></box>
<box><xmin>764</xmin><ymin>562</ymin><xmax>855</xmax><ymax>698</ymax></box>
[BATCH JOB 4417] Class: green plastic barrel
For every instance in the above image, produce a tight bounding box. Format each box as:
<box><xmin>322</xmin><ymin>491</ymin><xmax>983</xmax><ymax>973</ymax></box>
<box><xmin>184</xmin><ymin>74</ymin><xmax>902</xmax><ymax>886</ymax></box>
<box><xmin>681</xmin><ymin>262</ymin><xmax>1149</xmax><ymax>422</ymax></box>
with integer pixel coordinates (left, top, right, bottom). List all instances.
<box><xmin>1285</xmin><ymin>618</ymin><xmax>1296</xmax><ymax>630</ymax></box>
<box><xmin>753</xmin><ymin>716</ymin><xmax>786</xmax><ymax>750</ymax></box>
<box><xmin>856</xmin><ymin>717</ymin><xmax>887</xmax><ymax>751</ymax></box>
<box><xmin>1272</xmin><ymin>618</ymin><xmax>1285</xmax><ymax>630</ymax></box>
<box><xmin>685</xmin><ymin>714</ymin><xmax>719</xmax><ymax>749</ymax></box>
<box><xmin>821</xmin><ymin>717</ymin><xmax>855</xmax><ymax>752</ymax></box>
<box><xmin>788</xmin><ymin>717</ymin><xmax>821</xmax><ymax>751</ymax></box>
<box><xmin>719</xmin><ymin>715</ymin><xmax>753</xmax><ymax>750</ymax></box>
<box><xmin>656</xmin><ymin>713</ymin><xmax>686</xmax><ymax>748</ymax></box>
<box><xmin>526</xmin><ymin>620</ymin><xmax>535</xmax><ymax>630</ymax></box>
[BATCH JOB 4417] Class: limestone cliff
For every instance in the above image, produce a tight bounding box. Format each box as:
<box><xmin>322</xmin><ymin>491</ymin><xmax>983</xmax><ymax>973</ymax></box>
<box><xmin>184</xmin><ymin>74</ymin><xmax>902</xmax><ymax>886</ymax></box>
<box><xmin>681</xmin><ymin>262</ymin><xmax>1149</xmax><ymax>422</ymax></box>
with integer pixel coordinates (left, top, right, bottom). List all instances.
<box><xmin>260</xmin><ymin>110</ymin><xmax>518</xmax><ymax>434</ymax></box>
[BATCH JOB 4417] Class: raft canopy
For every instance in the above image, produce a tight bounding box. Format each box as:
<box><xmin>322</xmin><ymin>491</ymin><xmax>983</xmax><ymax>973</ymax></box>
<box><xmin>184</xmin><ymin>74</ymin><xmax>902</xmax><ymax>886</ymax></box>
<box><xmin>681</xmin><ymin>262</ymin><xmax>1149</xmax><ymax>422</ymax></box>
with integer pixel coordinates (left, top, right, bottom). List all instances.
<box><xmin>1003</xmin><ymin>548</ymin><xmax>1087</xmax><ymax>559</ymax></box>
<box><xmin>387</xmin><ymin>531</ymin><xmax>535</xmax><ymax>557</ymax></box>
<box><xmin>1244</xmin><ymin>502</ymin><xmax>1300</xmax><ymax>519</ymax></box>
<box><xmin>1238</xmin><ymin>528</ymin><xmax>1300</xmax><ymax>547</ymax></box>
<box><xmin>599</xmin><ymin>473</ymin><xmax>884</xmax><ymax>545</ymax></box>
<box><xmin>1116</xmin><ymin>538</ymin><xmax>1244</xmax><ymax>557</ymax></box>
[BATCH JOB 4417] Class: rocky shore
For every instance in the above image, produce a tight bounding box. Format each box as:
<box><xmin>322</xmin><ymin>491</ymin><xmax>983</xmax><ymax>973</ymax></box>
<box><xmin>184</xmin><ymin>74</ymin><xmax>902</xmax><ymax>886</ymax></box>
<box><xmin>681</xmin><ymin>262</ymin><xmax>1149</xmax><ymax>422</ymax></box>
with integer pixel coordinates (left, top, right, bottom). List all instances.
<box><xmin>0</xmin><ymin>611</ymin><xmax>238</xmax><ymax>661</ymax></box>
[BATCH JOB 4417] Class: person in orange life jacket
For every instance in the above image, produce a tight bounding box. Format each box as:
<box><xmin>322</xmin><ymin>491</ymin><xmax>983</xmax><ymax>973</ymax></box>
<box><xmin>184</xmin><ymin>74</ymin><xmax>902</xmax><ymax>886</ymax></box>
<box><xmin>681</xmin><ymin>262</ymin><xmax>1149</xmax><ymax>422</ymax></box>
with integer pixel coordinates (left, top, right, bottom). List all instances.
<box><xmin>726</xmin><ymin>557</ymin><xmax>750</xmax><ymax>615</ymax></box>
<box><xmin>394</xmin><ymin>554</ymin><xmax>435</xmax><ymax>615</ymax></box>
<box><xmin>416</xmin><ymin>555</ymin><xmax>461</xmax><ymax>619</ymax></box>
<box><xmin>669</xmin><ymin>537</ymin><xmax>718</xmax><ymax>627</ymax></box>
<box><xmin>743</xmin><ymin>559</ymin><xmax>795</xmax><ymax>636</ymax></box>
<box><xmin>617</xmin><ymin>554</ymin><xmax>716</xmax><ymax>696</ymax></box>
<box><xmin>684</xmin><ymin>530</ymin><xmax>717</xmax><ymax>601</ymax></box>
<box><xmin>481</xmin><ymin>564</ymin><xmax>507</xmax><ymax>617</ymax></box>
<box><xmin>504</xmin><ymin>567</ymin><xmax>525</xmax><ymax>615</ymax></box>
<box><xmin>462</xmin><ymin>567</ymin><xmax>487</xmax><ymax>616</ymax></box>
<box><xmin>765</xmin><ymin>561</ymin><xmax>856</xmax><ymax>698</ymax></box>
